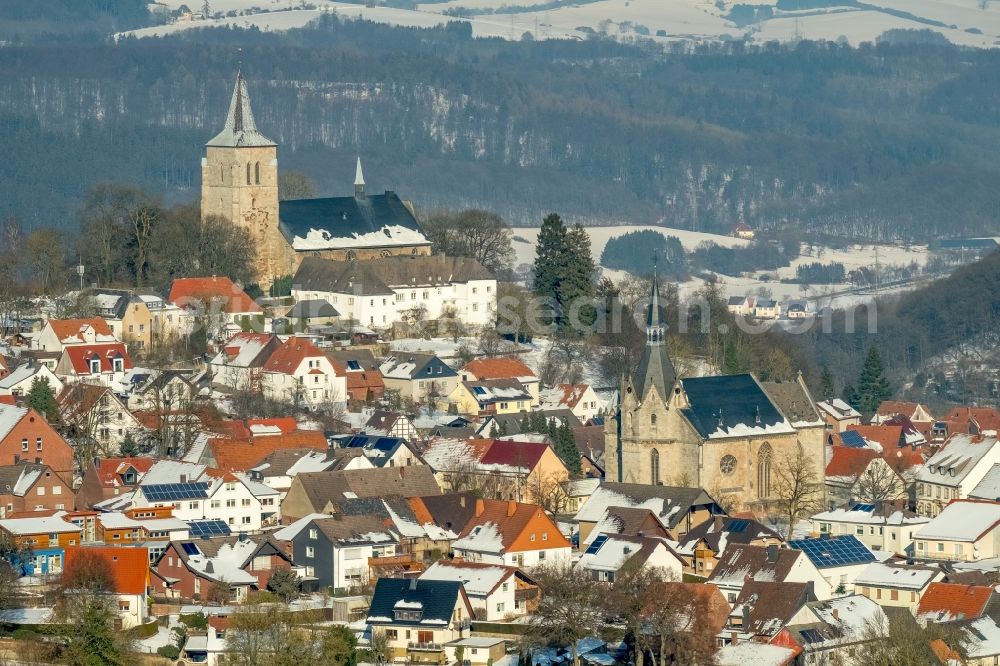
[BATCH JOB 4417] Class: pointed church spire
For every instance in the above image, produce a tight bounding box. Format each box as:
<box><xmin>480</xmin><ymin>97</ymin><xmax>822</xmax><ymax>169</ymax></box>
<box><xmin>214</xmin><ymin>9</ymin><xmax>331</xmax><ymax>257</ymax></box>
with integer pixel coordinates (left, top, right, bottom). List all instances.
<box><xmin>207</xmin><ymin>70</ymin><xmax>275</xmax><ymax>148</ymax></box>
<box><xmin>632</xmin><ymin>272</ymin><xmax>678</xmax><ymax>400</ymax></box>
<box><xmin>354</xmin><ymin>156</ymin><xmax>366</xmax><ymax>199</ymax></box>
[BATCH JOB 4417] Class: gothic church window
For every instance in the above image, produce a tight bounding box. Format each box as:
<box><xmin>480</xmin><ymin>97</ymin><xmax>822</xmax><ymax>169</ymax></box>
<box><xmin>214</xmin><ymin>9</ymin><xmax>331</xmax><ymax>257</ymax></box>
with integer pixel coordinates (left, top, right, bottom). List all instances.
<box><xmin>246</xmin><ymin>162</ymin><xmax>252</xmax><ymax>185</ymax></box>
<box><xmin>255</xmin><ymin>162</ymin><xmax>260</xmax><ymax>184</ymax></box>
<box><xmin>651</xmin><ymin>413</ymin><xmax>657</xmax><ymax>428</ymax></box>
<box><xmin>758</xmin><ymin>442</ymin><xmax>773</xmax><ymax>498</ymax></box>
<box><xmin>650</xmin><ymin>449</ymin><xmax>659</xmax><ymax>485</ymax></box>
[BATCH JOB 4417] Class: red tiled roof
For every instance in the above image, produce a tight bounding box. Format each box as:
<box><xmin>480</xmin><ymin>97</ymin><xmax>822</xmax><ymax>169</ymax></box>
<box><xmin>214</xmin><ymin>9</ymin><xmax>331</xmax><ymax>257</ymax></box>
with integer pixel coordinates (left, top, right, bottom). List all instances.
<box><xmin>825</xmin><ymin>447</ymin><xmax>878</xmax><ymax>478</ymax></box>
<box><xmin>208</xmin><ymin>431</ymin><xmax>328</xmax><ymax>471</ymax></box>
<box><xmin>263</xmin><ymin>337</ymin><xmax>327</xmax><ymax>374</ymax></box>
<box><xmin>553</xmin><ymin>384</ymin><xmax>589</xmax><ymax>408</ymax></box>
<box><xmin>918</xmin><ymin>582</ymin><xmax>994</xmax><ymax>621</ymax></box>
<box><xmin>62</xmin><ymin>343</ymin><xmax>132</xmax><ymax>375</ymax></box>
<box><xmin>48</xmin><ymin>318</ymin><xmax>114</xmax><ymax>342</ymax></box>
<box><xmin>64</xmin><ymin>546</ymin><xmax>149</xmax><ymax>595</ymax></box>
<box><xmin>847</xmin><ymin>425</ymin><xmax>904</xmax><ymax>450</ymax></box>
<box><xmin>167</xmin><ymin>277</ymin><xmax>262</xmax><ymax>314</ymax></box>
<box><xmin>462</xmin><ymin>357</ymin><xmax>536</xmax><ymax>381</ymax></box>
<box><xmin>0</xmin><ymin>396</ymin><xmax>14</xmax><ymax>406</ymax></box>
<box><xmin>95</xmin><ymin>457</ymin><xmax>155</xmax><ymax>488</ymax></box>
<box><xmin>944</xmin><ymin>407</ymin><xmax>1000</xmax><ymax>435</ymax></box>
<box><xmin>459</xmin><ymin>498</ymin><xmax>570</xmax><ymax>551</ymax></box>
<box><xmin>876</xmin><ymin>401</ymin><xmax>932</xmax><ymax>421</ymax></box>
<box><xmin>480</xmin><ymin>440</ymin><xmax>550</xmax><ymax>471</ymax></box>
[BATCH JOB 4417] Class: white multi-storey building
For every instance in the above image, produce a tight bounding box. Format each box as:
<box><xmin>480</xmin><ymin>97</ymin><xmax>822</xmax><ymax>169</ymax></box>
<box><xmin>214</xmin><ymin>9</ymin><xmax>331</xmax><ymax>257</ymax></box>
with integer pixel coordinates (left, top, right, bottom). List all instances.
<box><xmin>290</xmin><ymin>255</ymin><xmax>496</xmax><ymax>330</ymax></box>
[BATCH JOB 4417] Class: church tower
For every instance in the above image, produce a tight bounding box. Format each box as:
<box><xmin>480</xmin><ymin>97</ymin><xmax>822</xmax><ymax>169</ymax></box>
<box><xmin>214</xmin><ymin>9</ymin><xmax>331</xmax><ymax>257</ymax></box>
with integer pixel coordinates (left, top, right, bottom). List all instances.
<box><xmin>632</xmin><ymin>275</ymin><xmax>678</xmax><ymax>402</ymax></box>
<box><xmin>201</xmin><ymin>71</ymin><xmax>287</xmax><ymax>287</ymax></box>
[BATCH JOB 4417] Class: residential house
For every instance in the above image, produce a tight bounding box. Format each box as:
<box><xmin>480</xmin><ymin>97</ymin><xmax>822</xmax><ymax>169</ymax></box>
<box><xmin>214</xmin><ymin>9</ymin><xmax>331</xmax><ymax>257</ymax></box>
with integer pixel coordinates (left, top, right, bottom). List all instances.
<box><xmin>674</xmin><ymin>515</ymin><xmax>783</xmax><ymax>578</ymax></box>
<box><xmin>958</xmin><ymin>616</ymin><xmax>1000</xmax><ymax>666</ymax></box>
<box><xmin>91</xmin><ymin>290</ymin><xmax>153</xmax><ymax>351</ymax></box>
<box><xmin>57</xmin><ymin>383</ymin><xmax>147</xmax><ymax>452</ymax></box>
<box><xmin>575</xmin><ymin>533</ymin><xmax>683</xmax><ymax>583</ymax></box>
<box><xmin>784</xmin><ymin>595</ymin><xmax>888</xmax><ymax>666</ymax></box>
<box><xmin>55</xmin><ymin>343</ymin><xmax>133</xmax><ymax>389</ymax></box>
<box><xmin>824</xmin><ymin>447</ymin><xmax>909</xmax><ymax>509</ymax></box>
<box><xmin>475</xmin><ymin>410</ymin><xmax>581</xmax><ymax>439</ymax></box>
<box><xmin>167</xmin><ymin>276</ymin><xmax>264</xmax><ymax>331</ymax></box>
<box><xmin>281</xmin><ymin>466</ymin><xmax>441</xmax><ymax>523</ymax></box>
<box><xmin>715</xmin><ymin>642</ymin><xmax>796</xmax><ymax>666</ymax></box>
<box><xmin>451</xmin><ymin>498</ymin><xmax>572</xmax><ymax>568</ymax></box>
<box><xmin>810</xmin><ymin>503</ymin><xmax>929</xmax><ymax>556</ymax></box>
<box><xmin>460</xmin><ymin>357</ymin><xmax>540</xmax><ymax>406</ymax></box>
<box><xmin>284</xmin><ymin>299</ymin><xmax>340</xmax><ymax>330</ymax></box>
<box><xmin>816</xmin><ymin>399</ymin><xmax>862</xmax><ymax>433</ymax></box>
<box><xmin>0</xmin><ymin>404</ymin><xmax>74</xmax><ymax>476</ymax></box>
<box><xmin>274</xmin><ymin>513</ymin><xmax>400</xmax><ymax>592</ymax></box>
<box><xmin>753</xmin><ymin>299</ymin><xmax>779</xmax><ymax>319</ymax></box>
<box><xmin>63</xmin><ymin>545</ymin><xmax>150</xmax><ymax>628</ymax></box>
<box><xmin>784</xmin><ymin>299</ymin><xmax>809</xmax><ymax>319</ymax></box>
<box><xmin>787</xmin><ymin>534</ymin><xmax>877</xmax><ymax>594</ymax></box>
<box><xmin>291</xmin><ymin>254</ymin><xmax>496</xmax><ymax>330</ymax></box>
<box><xmin>128</xmin><ymin>369</ymin><xmax>199</xmax><ymax>412</ymax></box>
<box><xmin>151</xmin><ymin>534</ymin><xmax>293</xmax><ymax>602</ymax></box>
<box><xmin>249</xmin><ymin>448</ymin><xmax>373</xmax><ymax>499</ymax></box>
<box><xmin>365</xmin><ymin>578</ymin><xmax>474</xmax><ymax>664</ymax></box>
<box><xmin>421</xmin><ymin>438</ymin><xmax>569</xmax><ymax>507</ymax></box>
<box><xmin>140</xmin><ymin>294</ymin><xmax>196</xmax><ymax>343</ymax></box>
<box><xmin>327</xmin><ymin>349</ymin><xmax>385</xmax><ymax>404</ymax></box>
<box><xmin>721</xmin><ymin>580</ymin><xmax>815</xmax><ymax>646</ymax></box>
<box><xmin>337</xmin><ymin>435</ymin><xmax>421</xmax><ymax>468</ymax></box>
<box><xmin>95</xmin><ymin>507</ymin><xmax>191</xmax><ymax>561</ymax></box>
<box><xmin>916</xmin><ymin>434</ymin><xmax>1000</xmax><ymax>516</ymax></box>
<box><xmin>261</xmin><ymin>336</ymin><xmax>346</xmax><ymax>407</ymax></box>
<box><xmin>574</xmin><ymin>483</ymin><xmax>724</xmax><ymax>546</ymax></box>
<box><xmin>917</xmin><ymin>582</ymin><xmax>1000</xmax><ymax>623</ymax></box>
<box><xmin>132</xmin><ymin>470</ymin><xmax>280</xmax><ymax>531</ymax></box>
<box><xmin>419</xmin><ymin>561</ymin><xmax>538</xmax><ymax>621</ymax></box>
<box><xmin>572</xmin><ymin>425</ymin><xmax>605</xmax><ymax>478</ymax></box>
<box><xmin>852</xmin><ymin>561</ymin><xmax>942</xmax><ymax>610</ymax></box>
<box><xmin>731</xmin><ymin>221</ymin><xmax>755</xmax><ymax>240</ymax></box>
<box><xmin>913</xmin><ymin>499</ymin><xmax>1000</xmax><ymax>562</ymax></box>
<box><xmin>562</xmin><ymin>477</ymin><xmax>601</xmax><ymax>515</ymax></box>
<box><xmin>0</xmin><ymin>363</ymin><xmax>63</xmax><ymax>400</ymax></box>
<box><xmin>380</xmin><ymin>354</ymin><xmax>459</xmax><ymax>404</ymax></box>
<box><xmin>446</xmin><ymin>379</ymin><xmax>533</xmax><ymax>416</ymax></box>
<box><xmin>195</xmin><ymin>430</ymin><xmax>329</xmax><ymax>472</ymax></box>
<box><xmin>77</xmin><ymin>457</ymin><xmax>154</xmax><ymax>509</ymax></box>
<box><xmin>0</xmin><ymin>512</ymin><xmax>82</xmax><ymax>574</ymax></box>
<box><xmin>539</xmin><ymin>384</ymin><xmax>604</xmax><ymax>423</ymax></box>
<box><xmin>709</xmin><ymin>543</ymin><xmax>832</xmax><ymax>602</ymax></box>
<box><xmin>0</xmin><ymin>463</ymin><xmax>73</xmax><ymax>516</ymax></box>
<box><xmin>726</xmin><ymin>295</ymin><xmax>753</xmax><ymax>317</ymax></box>
<box><xmin>406</xmin><ymin>491</ymin><xmax>481</xmax><ymax>555</ymax></box>
<box><xmin>874</xmin><ymin>400</ymin><xmax>934</xmax><ymax>429</ymax></box>
<box><xmin>363</xmin><ymin>411</ymin><xmax>417</xmax><ymax>439</ymax></box>
<box><xmin>35</xmin><ymin>318</ymin><xmax>117</xmax><ymax>353</ymax></box>
<box><xmin>941</xmin><ymin>407</ymin><xmax>1000</xmax><ymax>438</ymax></box>
<box><xmin>208</xmin><ymin>332</ymin><xmax>279</xmax><ymax>394</ymax></box>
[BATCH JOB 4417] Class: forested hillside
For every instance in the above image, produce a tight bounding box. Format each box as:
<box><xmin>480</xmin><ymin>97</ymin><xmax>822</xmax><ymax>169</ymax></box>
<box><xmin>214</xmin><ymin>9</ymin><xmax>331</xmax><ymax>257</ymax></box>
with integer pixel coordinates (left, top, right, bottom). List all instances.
<box><xmin>4</xmin><ymin>16</ymin><xmax>1000</xmax><ymax>240</ymax></box>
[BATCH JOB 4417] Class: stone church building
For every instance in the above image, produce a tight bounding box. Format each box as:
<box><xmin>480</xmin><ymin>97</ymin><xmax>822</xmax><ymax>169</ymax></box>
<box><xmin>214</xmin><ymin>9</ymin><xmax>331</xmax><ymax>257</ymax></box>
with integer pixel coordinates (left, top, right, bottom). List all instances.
<box><xmin>200</xmin><ymin>72</ymin><xmax>432</xmax><ymax>287</ymax></box>
<box><xmin>604</xmin><ymin>279</ymin><xmax>826</xmax><ymax>511</ymax></box>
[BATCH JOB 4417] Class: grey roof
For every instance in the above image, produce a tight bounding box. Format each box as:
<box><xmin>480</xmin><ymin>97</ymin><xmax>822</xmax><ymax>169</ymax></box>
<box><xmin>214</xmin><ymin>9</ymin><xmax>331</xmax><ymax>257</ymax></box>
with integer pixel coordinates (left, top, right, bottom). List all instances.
<box><xmin>293</xmin><ymin>466</ymin><xmax>441</xmax><ymax>513</ymax></box>
<box><xmin>680</xmin><ymin>374</ymin><xmax>788</xmax><ymax>439</ymax></box>
<box><xmin>760</xmin><ymin>378</ymin><xmax>822</xmax><ymax>424</ymax></box>
<box><xmin>286</xmin><ymin>299</ymin><xmax>340</xmax><ymax>319</ymax></box>
<box><xmin>292</xmin><ymin>254</ymin><xmax>493</xmax><ymax>296</ymax></box>
<box><xmin>278</xmin><ymin>191</ymin><xmax>430</xmax><ymax>251</ymax></box>
<box><xmin>207</xmin><ymin>71</ymin><xmax>275</xmax><ymax>148</ymax></box>
<box><xmin>367</xmin><ymin>578</ymin><xmax>463</xmax><ymax>626</ymax></box>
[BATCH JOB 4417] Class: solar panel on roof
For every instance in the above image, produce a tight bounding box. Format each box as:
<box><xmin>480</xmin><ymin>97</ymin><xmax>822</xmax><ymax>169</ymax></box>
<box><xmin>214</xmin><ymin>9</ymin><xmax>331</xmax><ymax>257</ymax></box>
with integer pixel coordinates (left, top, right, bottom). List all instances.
<box><xmin>850</xmin><ymin>503</ymin><xmax>876</xmax><ymax>513</ymax></box>
<box><xmin>187</xmin><ymin>520</ymin><xmax>232</xmax><ymax>538</ymax></box>
<box><xmin>788</xmin><ymin>536</ymin><xmax>876</xmax><ymax>568</ymax></box>
<box><xmin>839</xmin><ymin>431</ymin><xmax>868</xmax><ymax>448</ymax></box>
<box><xmin>727</xmin><ymin>519</ymin><xmax>749</xmax><ymax>533</ymax></box>
<box><xmin>585</xmin><ymin>534</ymin><xmax>609</xmax><ymax>555</ymax></box>
<box><xmin>347</xmin><ymin>360</ymin><xmax>362</xmax><ymax>371</ymax></box>
<box><xmin>472</xmin><ymin>386</ymin><xmax>488</xmax><ymax>396</ymax></box>
<box><xmin>800</xmin><ymin>628</ymin><xmax>824</xmax><ymax>644</ymax></box>
<box><xmin>142</xmin><ymin>482</ymin><xmax>210</xmax><ymax>502</ymax></box>
<box><xmin>181</xmin><ymin>542</ymin><xmax>201</xmax><ymax>556</ymax></box>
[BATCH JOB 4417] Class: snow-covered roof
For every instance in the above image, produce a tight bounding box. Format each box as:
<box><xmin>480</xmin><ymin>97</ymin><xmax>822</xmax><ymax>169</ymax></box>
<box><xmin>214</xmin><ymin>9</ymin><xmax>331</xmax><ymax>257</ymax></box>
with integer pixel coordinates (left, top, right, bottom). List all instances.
<box><xmin>452</xmin><ymin>522</ymin><xmax>504</xmax><ymax>555</ymax></box>
<box><xmin>964</xmin><ymin>616</ymin><xmax>1000</xmax><ymax>659</ymax></box>
<box><xmin>0</xmin><ymin>363</ymin><xmax>51</xmax><ymax>390</ymax></box>
<box><xmin>0</xmin><ymin>512</ymin><xmax>78</xmax><ymax>535</ymax></box>
<box><xmin>292</xmin><ymin>224</ymin><xmax>429</xmax><ymax>251</ymax></box>
<box><xmin>916</xmin><ymin>434</ymin><xmax>999</xmax><ymax>486</ymax></box>
<box><xmin>804</xmin><ymin>594</ymin><xmax>887</xmax><ymax>648</ymax></box>
<box><xmin>970</xmin><ymin>463</ymin><xmax>1000</xmax><ymax>501</ymax></box>
<box><xmin>140</xmin><ymin>460</ymin><xmax>208</xmax><ymax>486</ymax></box>
<box><xmin>852</xmin><ymin>562</ymin><xmax>938</xmax><ymax>590</ymax></box>
<box><xmin>715</xmin><ymin>642</ymin><xmax>796</xmax><ymax>666</ymax></box>
<box><xmin>420</xmin><ymin>562</ymin><xmax>512</xmax><ymax>597</ymax></box>
<box><xmin>98</xmin><ymin>512</ymin><xmax>189</xmax><ymax>532</ymax></box>
<box><xmin>811</xmin><ymin>506</ymin><xmax>929</xmax><ymax>527</ymax></box>
<box><xmin>817</xmin><ymin>398</ymin><xmax>862</xmax><ymax>420</ymax></box>
<box><xmin>914</xmin><ymin>501</ymin><xmax>1000</xmax><ymax>542</ymax></box>
<box><xmin>272</xmin><ymin>513</ymin><xmax>329</xmax><ymax>541</ymax></box>
<box><xmin>185</xmin><ymin>538</ymin><xmax>260</xmax><ymax>585</ymax></box>
<box><xmin>0</xmin><ymin>405</ymin><xmax>27</xmax><ymax>443</ymax></box>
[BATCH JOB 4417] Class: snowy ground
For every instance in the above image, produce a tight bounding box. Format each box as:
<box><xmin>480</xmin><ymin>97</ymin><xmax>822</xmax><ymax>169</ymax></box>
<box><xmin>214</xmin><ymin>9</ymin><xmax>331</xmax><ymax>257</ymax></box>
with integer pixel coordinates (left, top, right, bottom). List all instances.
<box><xmin>132</xmin><ymin>0</ymin><xmax>1000</xmax><ymax>46</ymax></box>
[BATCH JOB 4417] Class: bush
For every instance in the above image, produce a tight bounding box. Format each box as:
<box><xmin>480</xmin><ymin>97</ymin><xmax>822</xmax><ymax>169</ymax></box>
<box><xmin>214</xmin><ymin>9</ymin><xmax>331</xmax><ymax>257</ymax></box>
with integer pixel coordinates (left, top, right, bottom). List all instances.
<box><xmin>180</xmin><ymin>612</ymin><xmax>208</xmax><ymax>629</ymax></box>
<box><xmin>157</xmin><ymin>644</ymin><xmax>181</xmax><ymax>660</ymax></box>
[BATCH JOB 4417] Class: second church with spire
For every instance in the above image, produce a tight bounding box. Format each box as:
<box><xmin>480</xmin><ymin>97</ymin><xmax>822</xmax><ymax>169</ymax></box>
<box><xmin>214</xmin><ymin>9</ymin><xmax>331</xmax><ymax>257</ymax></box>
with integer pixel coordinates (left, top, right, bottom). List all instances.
<box><xmin>604</xmin><ymin>277</ymin><xmax>827</xmax><ymax>512</ymax></box>
<box><xmin>200</xmin><ymin>71</ymin><xmax>432</xmax><ymax>287</ymax></box>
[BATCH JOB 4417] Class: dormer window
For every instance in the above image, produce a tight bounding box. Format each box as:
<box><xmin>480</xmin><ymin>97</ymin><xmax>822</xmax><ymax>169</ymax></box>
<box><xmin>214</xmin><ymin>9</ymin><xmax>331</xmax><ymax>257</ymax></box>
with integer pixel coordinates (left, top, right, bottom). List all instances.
<box><xmin>112</xmin><ymin>357</ymin><xmax>124</xmax><ymax>373</ymax></box>
<box><xmin>89</xmin><ymin>358</ymin><xmax>101</xmax><ymax>374</ymax></box>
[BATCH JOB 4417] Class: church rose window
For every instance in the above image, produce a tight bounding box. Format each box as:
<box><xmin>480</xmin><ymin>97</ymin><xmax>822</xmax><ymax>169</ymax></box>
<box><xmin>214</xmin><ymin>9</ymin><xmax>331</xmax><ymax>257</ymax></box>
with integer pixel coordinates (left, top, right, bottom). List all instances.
<box><xmin>720</xmin><ymin>455</ymin><xmax>737</xmax><ymax>475</ymax></box>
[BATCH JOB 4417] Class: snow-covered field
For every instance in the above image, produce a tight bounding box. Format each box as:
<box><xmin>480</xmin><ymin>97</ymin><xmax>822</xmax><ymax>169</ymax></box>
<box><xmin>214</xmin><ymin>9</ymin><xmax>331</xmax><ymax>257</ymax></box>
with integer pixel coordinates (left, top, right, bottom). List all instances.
<box><xmin>510</xmin><ymin>224</ymin><xmax>747</xmax><ymax>271</ymax></box>
<box><xmin>131</xmin><ymin>0</ymin><xmax>1000</xmax><ymax>46</ymax></box>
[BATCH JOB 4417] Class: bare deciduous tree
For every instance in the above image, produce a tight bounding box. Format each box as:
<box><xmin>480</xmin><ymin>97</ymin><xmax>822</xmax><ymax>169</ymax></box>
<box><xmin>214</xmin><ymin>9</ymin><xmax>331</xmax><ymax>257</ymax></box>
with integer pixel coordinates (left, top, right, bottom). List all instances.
<box><xmin>525</xmin><ymin>564</ymin><xmax>604</xmax><ymax>666</ymax></box>
<box><xmin>772</xmin><ymin>441</ymin><xmax>825</xmax><ymax>540</ymax></box>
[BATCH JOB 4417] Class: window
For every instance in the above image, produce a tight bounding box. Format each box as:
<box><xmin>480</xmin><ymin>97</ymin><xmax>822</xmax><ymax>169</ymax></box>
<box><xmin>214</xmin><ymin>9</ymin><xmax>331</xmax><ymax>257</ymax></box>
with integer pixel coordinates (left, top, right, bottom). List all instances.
<box><xmin>36</xmin><ymin>487</ymin><xmax>44</xmax><ymax>496</ymax></box>
<box><xmin>89</xmin><ymin>358</ymin><xmax>101</xmax><ymax>374</ymax></box>
<box><xmin>890</xmin><ymin>589</ymin><xmax>898</xmax><ymax>601</ymax></box>
<box><xmin>52</xmin><ymin>486</ymin><xmax>61</xmax><ymax>495</ymax></box>
<box><xmin>650</xmin><ymin>449</ymin><xmax>660</xmax><ymax>484</ymax></box>
<box><xmin>496</xmin><ymin>602</ymin><xmax>505</xmax><ymax>613</ymax></box>
<box><xmin>937</xmin><ymin>542</ymin><xmax>945</xmax><ymax>552</ymax></box>
<box><xmin>720</xmin><ymin>454</ymin><xmax>737</xmax><ymax>476</ymax></box>
<box><xmin>20</xmin><ymin>439</ymin><xmax>27</xmax><ymax>452</ymax></box>
<box><xmin>188</xmin><ymin>502</ymin><xmax>198</xmax><ymax>510</ymax></box>
<box><xmin>242</xmin><ymin>516</ymin><xmax>251</xmax><ymax>524</ymax></box>
<box><xmin>242</xmin><ymin>499</ymin><xmax>251</xmax><ymax>507</ymax></box>
<box><xmin>306</xmin><ymin>547</ymin><xmax>315</xmax><ymax>558</ymax></box>
<box><xmin>530</xmin><ymin>533</ymin><xmax>535</xmax><ymax>542</ymax></box>
<box><xmin>651</xmin><ymin>413</ymin><xmax>657</xmax><ymax>427</ymax></box>
<box><xmin>757</xmin><ymin>442</ymin><xmax>772</xmax><ymax>498</ymax></box>
<box><xmin>856</xmin><ymin>526</ymin><xmax>864</xmax><ymax>536</ymax></box>
<box><xmin>246</xmin><ymin>162</ymin><xmax>252</xmax><ymax>185</ymax></box>
<box><xmin>226</xmin><ymin>499</ymin><xmax>236</xmax><ymax>508</ymax></box>
<box><xmin>255</xmin><ymin>161</ymin><xmax>260</xmax><ymax>184</ymax></box>
<box><xmin>211</xmin><ymin>500</ymin><xmax>221</xmax><ymax>509</ymax></box>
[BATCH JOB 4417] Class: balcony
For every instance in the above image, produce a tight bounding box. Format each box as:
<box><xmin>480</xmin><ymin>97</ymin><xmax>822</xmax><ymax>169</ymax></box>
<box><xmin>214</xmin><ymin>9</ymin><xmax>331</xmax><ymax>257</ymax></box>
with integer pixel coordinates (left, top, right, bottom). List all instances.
<box><xmin>368</xmin><ymin>554</ymin><xmax>415</xmax><ymax>568</ymax></box>
<box><xmin>406</xmin><ymin>642</ymin><xmax>446</xmax><ymax>664</ymax></box>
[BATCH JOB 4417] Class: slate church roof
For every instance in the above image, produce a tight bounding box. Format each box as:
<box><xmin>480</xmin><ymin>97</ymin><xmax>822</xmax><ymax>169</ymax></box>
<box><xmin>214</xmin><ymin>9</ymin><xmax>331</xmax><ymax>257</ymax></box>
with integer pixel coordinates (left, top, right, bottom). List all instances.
<box><xmin>633</xmin><ymin>279</ymin><xmax>676</xmax><ymax>399</ymax></box>
<box><xmin>680</xmin><ymin>374</ymin><xmax>795</xmax><ymax>440</ymax></box>
<box><xmin>278</xmin><ymin>191</ymin><xmax>431</xmax><ymax>253</ymax></box>
<box><xmin>207</xmin><ymin>71</ymin><xmax>275</xmax><ymax>148</ymax></box>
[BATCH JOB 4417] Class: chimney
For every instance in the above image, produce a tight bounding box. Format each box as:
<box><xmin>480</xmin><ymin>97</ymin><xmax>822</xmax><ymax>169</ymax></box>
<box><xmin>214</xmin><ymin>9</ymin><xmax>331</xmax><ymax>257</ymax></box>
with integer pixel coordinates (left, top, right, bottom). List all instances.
<box><xmin>507</xmin><ymin>500</ymin><xmax>517</xmax><ymax>517</ymax></box>
<box><xmin>766</xmin><ymin>545</ymin><xmax>778</xmax><ymax>563</ymax></box>
<box><xmin>831</xmin><ymin>608</ymin><xmax>839</xmax><ymax>621</ymax></box>
<box><xmin>475</xmin><ymin>499</ymin><xmax>485</xmax><ymax>517</ymax></box>
<box><xmin>180</xmin><ymin>474</ymin><xmax>187</xmax><ymax>483</ymax></box>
